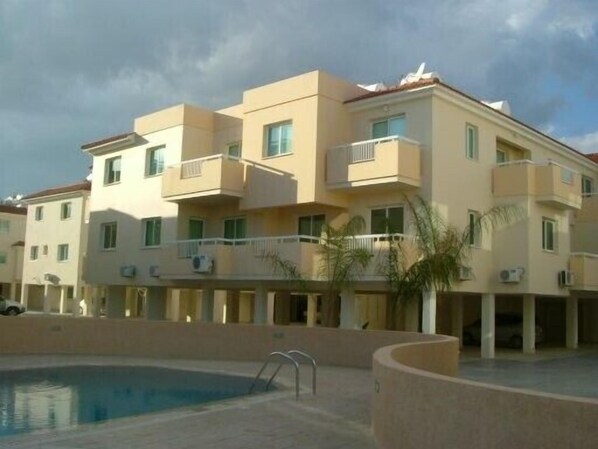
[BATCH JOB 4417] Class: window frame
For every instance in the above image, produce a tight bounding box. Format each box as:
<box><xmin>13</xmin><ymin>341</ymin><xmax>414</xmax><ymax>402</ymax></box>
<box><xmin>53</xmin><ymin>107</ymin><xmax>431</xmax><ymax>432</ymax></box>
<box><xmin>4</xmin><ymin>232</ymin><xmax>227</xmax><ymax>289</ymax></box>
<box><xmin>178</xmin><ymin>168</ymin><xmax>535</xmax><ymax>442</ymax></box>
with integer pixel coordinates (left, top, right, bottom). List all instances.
<box><xmin>188</xmin><ymin>218</ymin><xmax>205</xmax><ymax>240</ymax></box>
<box><xmin>142</xmin><ymin>217</ymin><xmax>162</xmax><ymax>248</ymax></box>
<box><xmin>104</xmin><ymin>156</ymin><xmax>122</xmax><ymax>185</ymax></box>
<box><xmin>265</xmin><ymin>121</ymin><xmax>293</xmax><ymax>158</ymax></box>
<box><xmin>465</xmin><ymin>123</ymin><xmax>479</xmax><ymax>161</ymax></box>
<box><xmin>371</xmin><ymin>115</ymin><xmax>406</xmax><ymax>139</ymax></box>
<box><xmin>0</xmin><ymin>251</ymin><xmax>6</xmax><ymax>264</ymax></box>
<box><xmin>100</xmin><ymin>222</ymin><xmax>118</xmax><ymax>250</ymax></box>
<box><xmin>146</xmin><ymin>145</ymin><xmax>165</xmax><ymax>177</ymax></box>
<box><xmin>298</xmin><ymin>214</ymin><xmax>326</xmax><ymax>238</ymax></box>
<box><xmin>227</xmin><ymin>142</ymin><xmax>242</xmax><ymax>159</ymax></box>
<box><xmin>542</xmin><ymin>218</ymin><xmax>557</xmax><ymax>252</ymax></box>
<box><xmin>0</xmin><ymin>219</ymin><xmax>9</xmax><ymax>234</ymax></box>
<box><xmin>582</xmin><ymin>175</ymin><xmax>594</xmax><ymax>197</ymax></box>
<box><xmin>30</xmin><ymin>246</ymin><xmax>39</xmax><ymax>260</ymax></box>
<box><xmin>60</xmin><ymin>202</ymin><xmax>72</xmax><ymax>220</ymax></box>
<box><xmin>223</xmin><ymin>217</ymin><xmax>247</xmax><ymax>241</ymax></box>
<box><xmin>468</xmin><ymin>210</ymin><xmax>482</xmax><ymax>247</ymax></box>
<box><xmin>496</xmin><ymin>149</ymin><xmax>507</xmax><ymax>164</ymax></box>
<box><xmin>57</xmin><ymin>243</ymin><xmax>69</xmax><ymax>262</ymax></box>
<box><xmin>34</xmin><ymin>206</ymin><xmax>44</xmax><ymax>221</ymax></box>
<box><xmin>370</xmin><ymin>206</ymin><xmax>405</xmax><ymax>235</ymax></box>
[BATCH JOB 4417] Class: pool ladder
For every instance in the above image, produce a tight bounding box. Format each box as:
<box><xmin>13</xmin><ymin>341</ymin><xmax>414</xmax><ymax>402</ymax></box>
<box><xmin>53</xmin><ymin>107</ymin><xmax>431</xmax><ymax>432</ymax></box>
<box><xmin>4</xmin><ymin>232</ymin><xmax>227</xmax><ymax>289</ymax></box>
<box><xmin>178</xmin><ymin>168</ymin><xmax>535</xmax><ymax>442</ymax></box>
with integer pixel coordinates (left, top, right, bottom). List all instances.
<box><xmin>249</xmin><ymin>350</ymin><xmax>317</xmax><ymax>400</ymax></box>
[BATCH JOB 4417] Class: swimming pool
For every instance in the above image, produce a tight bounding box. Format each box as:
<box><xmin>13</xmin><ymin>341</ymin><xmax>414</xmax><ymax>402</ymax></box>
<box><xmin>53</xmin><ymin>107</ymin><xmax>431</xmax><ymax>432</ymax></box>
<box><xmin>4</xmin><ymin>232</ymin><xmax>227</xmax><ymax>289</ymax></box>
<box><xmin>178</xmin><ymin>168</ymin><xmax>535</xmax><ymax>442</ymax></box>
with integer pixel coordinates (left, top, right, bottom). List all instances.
<box><xmin>0</xmin><ymin>365</ymin><xmax>267</xmax><ymax>437</ymax></box>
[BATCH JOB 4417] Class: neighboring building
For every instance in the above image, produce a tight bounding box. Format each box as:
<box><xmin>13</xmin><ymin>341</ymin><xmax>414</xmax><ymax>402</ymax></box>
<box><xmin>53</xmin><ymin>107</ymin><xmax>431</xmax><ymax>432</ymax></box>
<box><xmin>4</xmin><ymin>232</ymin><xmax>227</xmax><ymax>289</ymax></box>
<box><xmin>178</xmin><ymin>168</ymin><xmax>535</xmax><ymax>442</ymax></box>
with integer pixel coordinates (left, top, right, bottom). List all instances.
<box><xmin>21</xmin><ymin>182</ymin><xmax>91</xmax><ymax>315</ymax></box>
<box><xmin>81</xmin><ymin>68</ymin><xmax>598</xmax><ymax>358</ymax></box>
<box><xmin>0</xmin><ymin>205</ymin><xmax>27</xmax><ymax>300</ymax></box>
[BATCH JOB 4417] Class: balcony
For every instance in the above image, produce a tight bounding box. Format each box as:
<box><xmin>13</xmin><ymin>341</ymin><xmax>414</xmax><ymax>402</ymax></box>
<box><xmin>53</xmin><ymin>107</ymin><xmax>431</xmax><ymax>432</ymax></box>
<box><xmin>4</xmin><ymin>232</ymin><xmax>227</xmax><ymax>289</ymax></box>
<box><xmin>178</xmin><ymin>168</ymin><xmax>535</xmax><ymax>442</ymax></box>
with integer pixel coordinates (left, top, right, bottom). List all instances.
<box><xmin>493</xmin><ymin>160</ymin><xmax>582</xmax><ymax>209</ymax></box>
<box><xmin>158</xmin><ymin>233</ymin><xmax>415</xmax><ymax>282</ymax></box>
<box><xmin>569</xmin><ymin>253</ymin><xmax>598</xmax><ymax>291</ymax></box>
<box><xmin>577</xmin><ymin>193</ymin><xmax>598</xmax><ymax>222</ymax></box>
<box><xmin>161</xmin><ymin>154</ymin><xmax>244</xmax><ymax>203</ymax></box>
<box><xmin>326</xmin><ymin>136</ymin><xmax>421</xmax><ymax>191</ymax></box>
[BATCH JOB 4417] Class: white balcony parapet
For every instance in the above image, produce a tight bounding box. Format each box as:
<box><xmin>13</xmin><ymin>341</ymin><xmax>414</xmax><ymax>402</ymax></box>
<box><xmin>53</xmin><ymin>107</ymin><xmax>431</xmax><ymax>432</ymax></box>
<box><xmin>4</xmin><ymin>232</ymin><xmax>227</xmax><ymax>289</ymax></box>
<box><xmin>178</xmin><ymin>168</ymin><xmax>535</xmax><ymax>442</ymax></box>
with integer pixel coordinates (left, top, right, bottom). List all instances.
<box><xmin>570</xmin><ymin>252</ymin><xmax>598</xmax><ymax>258</ymax></box>
<box><xmin>330</xmin><ymin>136</ymin><xmax>419</xmax><ymax>164</ymax></box>
<box><xmin>172</xmin><ymin>233</ymin><xmax>409</xmax><ymax>259</ymax></box>
<box><xmin>167</xmin><ymin>154</ymin><xmax>237</xmax><ymax>180</ymax></box>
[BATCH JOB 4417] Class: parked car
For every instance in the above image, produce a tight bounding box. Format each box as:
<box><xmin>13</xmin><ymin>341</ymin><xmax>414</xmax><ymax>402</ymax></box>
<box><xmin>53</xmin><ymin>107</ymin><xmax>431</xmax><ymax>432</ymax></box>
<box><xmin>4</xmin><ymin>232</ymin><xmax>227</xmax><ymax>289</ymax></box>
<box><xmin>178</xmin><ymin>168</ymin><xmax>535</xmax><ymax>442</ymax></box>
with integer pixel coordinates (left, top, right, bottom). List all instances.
<box><xmin>463</xmin><ymin>313</ymin><xmax>544</xmax><ymax>348</ymax></box>
<box><xmin>0</xmin><ymin>295</ymin><xmax>26</xmax><ymax>316</ymax></box>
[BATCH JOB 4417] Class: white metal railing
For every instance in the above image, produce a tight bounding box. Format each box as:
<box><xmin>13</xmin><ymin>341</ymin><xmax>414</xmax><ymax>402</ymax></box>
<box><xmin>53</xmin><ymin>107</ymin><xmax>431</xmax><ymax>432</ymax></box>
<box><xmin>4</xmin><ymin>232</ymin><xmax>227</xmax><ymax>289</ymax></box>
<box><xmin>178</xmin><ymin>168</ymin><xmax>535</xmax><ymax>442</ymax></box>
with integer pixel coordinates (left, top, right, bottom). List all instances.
<box><xmin>329</xmin><ymin>136</ymin><xmax>400</xmax><ymax>164</ymax></box>
<box><xmin>570</xmin><ymin>252</ymin><xmax>598</xmax><ymax>259</ymax></box>
<box><xmin>170</xmin><ymin>154</ymin><xmax>238</xmax><ymax>179</ymax></box>
<box><xmin>172</xmin><ymin>233</ymin><xmax>409</xmax><ymax>259</ymax></box>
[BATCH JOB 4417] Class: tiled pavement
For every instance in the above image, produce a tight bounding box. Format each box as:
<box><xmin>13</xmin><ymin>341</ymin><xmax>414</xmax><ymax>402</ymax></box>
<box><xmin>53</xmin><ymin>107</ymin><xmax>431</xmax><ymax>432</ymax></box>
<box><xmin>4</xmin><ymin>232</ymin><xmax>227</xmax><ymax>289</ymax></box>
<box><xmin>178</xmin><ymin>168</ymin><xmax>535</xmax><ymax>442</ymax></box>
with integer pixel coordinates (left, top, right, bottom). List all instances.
<box><xmin>0</xmin><ymin>356</ymin><xmax>377</xmax><ymax>449</ymax></box>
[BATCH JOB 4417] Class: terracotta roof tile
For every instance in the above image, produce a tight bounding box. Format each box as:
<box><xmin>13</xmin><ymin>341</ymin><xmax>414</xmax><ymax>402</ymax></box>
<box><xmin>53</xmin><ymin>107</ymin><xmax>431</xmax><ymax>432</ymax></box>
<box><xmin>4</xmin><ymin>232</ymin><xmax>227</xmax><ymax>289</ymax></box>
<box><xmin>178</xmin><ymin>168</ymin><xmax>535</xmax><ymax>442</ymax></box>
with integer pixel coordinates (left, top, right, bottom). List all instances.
<box><xmin>585</xmin><ymin>153</ymin><xmax>598</xmax><ymax>163</ymax></box>
<box><xmin>81</xmin><ymin>132</ymin><xmax>135</xmax><ymax>150</ymax></box>
<box><xmin>23</xmin><ymin>181</ymin><xmax>91</xmax><ymax>201</ymax></box>
<box><xmin>0</xmin><ymin>205</ymin><xmax>27</xmax><ymax>215</ymax></box>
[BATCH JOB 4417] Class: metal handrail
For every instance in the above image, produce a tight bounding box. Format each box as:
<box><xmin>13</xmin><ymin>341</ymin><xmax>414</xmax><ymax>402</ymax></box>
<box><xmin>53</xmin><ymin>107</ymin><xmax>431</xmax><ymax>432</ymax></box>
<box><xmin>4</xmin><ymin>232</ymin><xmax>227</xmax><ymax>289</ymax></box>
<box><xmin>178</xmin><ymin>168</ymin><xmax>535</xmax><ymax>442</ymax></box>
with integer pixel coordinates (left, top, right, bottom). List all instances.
<box><xmin>287</xmin><ymin>350</ymin><xmax>317</xmax><ymax>395</ymax></box>
<box><xmin>249</xmin><ymin>350</ymin><xmax>317</xmax><ymax>400</ymax></box>
<box><xmin>249</xmin><ymin>352</ymin><xmax>300</xmax><ymax>399</ymax></box>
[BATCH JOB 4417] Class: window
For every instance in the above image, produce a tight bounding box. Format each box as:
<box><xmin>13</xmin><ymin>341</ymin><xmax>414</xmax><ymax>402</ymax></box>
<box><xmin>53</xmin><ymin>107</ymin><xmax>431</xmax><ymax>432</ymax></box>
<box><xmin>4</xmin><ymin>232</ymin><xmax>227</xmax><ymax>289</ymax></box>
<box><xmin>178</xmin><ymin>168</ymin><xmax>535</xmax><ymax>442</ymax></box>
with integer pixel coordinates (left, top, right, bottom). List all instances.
<box><xmin>266</xmin><ymin>122</ymin><xmax>292</xmax><ymax>157</ymax></box>
<box><xmin>227</xmin><ymin>142</ymin><xmax>242</xmax><ymax>158</ymax></box>
<box><xmin>60</xmin><ymin>202</ymin><xmax>72</xmax><ymax>220</ymax></box>
<box><xmin>223</xmin><ymin>217</ymin><xmax>246</xmax><ymax>240</ymax></box>
<box><xmin>298</xmin><ymin>215</ymin><xmax>325</xmax><ymax>237</ymax></box>
<box><xmin>143</xmin><ymin>218</ymin><xmax>162</xmax><ymax>247</ymax></box>
<box><xmin>371</xmin><ymin>206</ymin><xmax>404</xmax><ymax>234</ymax></box>
<box><xmin>101</xmin><ymin>222</ymin><xmax>117</xmax><ymax>249</ymax></box>
<box><xmin>146</xmin><ymin>146</ymin><xmax>165</xmax><ymax>176</ymax></box>
<box><xmin>542</xmin><ymin>218</ymin><xmax>556</xmax><ymax>252</ymax></box>
<box><xmin>465</xmin><ymin>124</ymin><xmax>478</xmax><ymax>160</ymax></box>
<box><xmin>42</xmin><ymin>245</ymin><xmax>48</xmax><ymax>256</ymax></box>
<box><xmin>0</xmin><ymin>220</ymin><xmax>9</xmax><ymax>234</ymax></box>
<box><xmin>468</xmin><ymin>210</ymin><xmax>481</xmax><ymax>247</ymax></box>
<box><xmin>35</xmin><ymin>206</ymin><xmax>44</xmax><ymax>221</ymax></box>
<box><xmin>496</xmin><ymin>149</ymin><xmax>507</xmax><ymax>164</ymax></box>
<box><xmin>0</xmin><ymin>251</ymin><xmax>6</xmax><ymax>264</ymax></box>
<box><xmin>372</xmin><ymin>116</ymin><xmax>406</xmax><ymax>139</ymax></box>
<box><xmin>104</xmin><ymin>156</ymin><xmax>121</xmax><ymax>185</ymax></box>
<box><xmin>30</xmin><ymin>246</ymin><xmax>39</xmax><ymax>260</ymax></box>
<box><xmin>57</xmin><ymin>244</ymin><xmax>69</xmax><ymax>261</ymax></box>
<box><xmin>189</xmin><ymin>219</ymin><xmax>204</xmax><ymax>239</ymax></box>
<box><xmin>560</xmin><ymin>166</ymin><xmax>574</xmax><ymax>185</ymax></box>
<box><xmin>582</xmin><ymin>176</ymin><xmax>594</xmax><ymax>197</ymax></box>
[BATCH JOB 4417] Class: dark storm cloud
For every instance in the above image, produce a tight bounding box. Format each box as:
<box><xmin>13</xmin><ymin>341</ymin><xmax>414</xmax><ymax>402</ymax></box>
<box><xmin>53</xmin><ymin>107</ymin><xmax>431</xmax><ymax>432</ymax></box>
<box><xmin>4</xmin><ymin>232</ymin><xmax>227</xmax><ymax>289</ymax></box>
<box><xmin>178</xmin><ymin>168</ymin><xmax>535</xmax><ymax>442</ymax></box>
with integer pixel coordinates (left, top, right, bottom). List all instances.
<box><xmin>1</xmin><ymin>0</ymin><xmax>597</xmax><ymax>197</ymax></box>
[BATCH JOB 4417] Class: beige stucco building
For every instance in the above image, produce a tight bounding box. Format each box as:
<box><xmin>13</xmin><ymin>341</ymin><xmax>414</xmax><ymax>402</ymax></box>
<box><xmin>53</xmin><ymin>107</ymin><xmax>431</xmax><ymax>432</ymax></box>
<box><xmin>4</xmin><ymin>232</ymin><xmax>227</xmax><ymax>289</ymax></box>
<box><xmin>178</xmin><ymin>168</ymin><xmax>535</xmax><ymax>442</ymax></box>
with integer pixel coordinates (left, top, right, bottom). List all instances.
<box><xmin>0</xmin><ymin>205</ymin><xmax>26</xmax><ymax>299</ymax></box>
<box><xmin>80</xmin><ymin>69</ymin><xmax>598</xmax><ymax>358</ymax></box>
<box><xmin>21</xmin><ymin>182</ymin><xmax>91</xmax><ymax>315</ymax></box>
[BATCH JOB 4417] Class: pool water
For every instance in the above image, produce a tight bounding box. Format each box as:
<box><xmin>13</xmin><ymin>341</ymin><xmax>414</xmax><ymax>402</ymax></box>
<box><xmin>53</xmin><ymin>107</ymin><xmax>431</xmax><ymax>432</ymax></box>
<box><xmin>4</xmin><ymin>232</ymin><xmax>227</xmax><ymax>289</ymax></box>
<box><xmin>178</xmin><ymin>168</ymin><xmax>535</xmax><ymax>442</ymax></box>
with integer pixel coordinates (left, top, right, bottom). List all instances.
<box><xmin>0</xmin><ymin>365</ymin><xmax>265</xmax><ymax>437</ymax></box>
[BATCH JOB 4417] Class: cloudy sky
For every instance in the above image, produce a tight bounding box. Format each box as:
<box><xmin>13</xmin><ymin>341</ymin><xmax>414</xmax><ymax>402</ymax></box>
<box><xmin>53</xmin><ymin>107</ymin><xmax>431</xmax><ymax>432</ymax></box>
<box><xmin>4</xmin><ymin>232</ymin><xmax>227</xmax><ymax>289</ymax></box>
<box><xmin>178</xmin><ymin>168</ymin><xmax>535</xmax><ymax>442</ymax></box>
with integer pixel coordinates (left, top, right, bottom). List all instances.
<box><xmin>1</xmin><ymin>0</ymin><xmax>597</xmax><ymax>198</ymax></box>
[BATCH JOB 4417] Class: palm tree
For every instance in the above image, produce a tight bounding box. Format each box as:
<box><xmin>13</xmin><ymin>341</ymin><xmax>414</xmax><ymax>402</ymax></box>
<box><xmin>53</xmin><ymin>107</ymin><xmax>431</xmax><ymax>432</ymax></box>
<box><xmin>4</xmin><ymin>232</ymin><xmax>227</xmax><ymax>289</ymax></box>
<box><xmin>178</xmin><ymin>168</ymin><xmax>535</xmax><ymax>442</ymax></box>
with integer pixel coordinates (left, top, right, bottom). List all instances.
<box><xmin>267</xmin><ymin>216</ymin><xmax>373</xmax><ymax>327</ymax></box>
<box><xmin>380</xmin><ymin>196</ymin><xmax>521</xmax><ymax>329</ymax></box>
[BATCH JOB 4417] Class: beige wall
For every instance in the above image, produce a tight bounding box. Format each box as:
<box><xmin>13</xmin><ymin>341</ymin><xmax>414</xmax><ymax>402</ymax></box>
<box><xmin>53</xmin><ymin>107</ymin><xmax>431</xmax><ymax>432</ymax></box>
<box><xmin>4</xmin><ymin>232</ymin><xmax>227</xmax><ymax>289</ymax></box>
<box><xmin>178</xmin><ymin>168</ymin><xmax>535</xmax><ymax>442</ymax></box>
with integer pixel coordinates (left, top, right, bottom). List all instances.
<box><xmin>0</xmin><ymin>211</ymin><xmax>26</xmax><ymax>287</ymax></box>
<box><xmin>372</xmin><ymin>340</ymin><xmax>598</xmax><ymax>449</ymax></box>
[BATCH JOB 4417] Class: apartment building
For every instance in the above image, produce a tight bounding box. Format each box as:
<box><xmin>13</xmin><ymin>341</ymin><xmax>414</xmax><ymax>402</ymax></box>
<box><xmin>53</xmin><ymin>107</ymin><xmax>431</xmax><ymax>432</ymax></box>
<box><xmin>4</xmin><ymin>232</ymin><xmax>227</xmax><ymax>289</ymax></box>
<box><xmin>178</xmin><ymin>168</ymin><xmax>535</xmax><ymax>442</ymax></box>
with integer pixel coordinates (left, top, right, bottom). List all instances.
<box><xmin>81</xmin><ymin>69</ymin><xmax>598</xmax><ymax>358</ymax></box>
<box><xmin>0</xmin><ymin>205</ymin><xmax>26</xmax><ymax>300</ymax></box>
<box><xmin>21</xmin><ymin>182</ymin><xmax>91</xmax><ymax>315</ymax></box>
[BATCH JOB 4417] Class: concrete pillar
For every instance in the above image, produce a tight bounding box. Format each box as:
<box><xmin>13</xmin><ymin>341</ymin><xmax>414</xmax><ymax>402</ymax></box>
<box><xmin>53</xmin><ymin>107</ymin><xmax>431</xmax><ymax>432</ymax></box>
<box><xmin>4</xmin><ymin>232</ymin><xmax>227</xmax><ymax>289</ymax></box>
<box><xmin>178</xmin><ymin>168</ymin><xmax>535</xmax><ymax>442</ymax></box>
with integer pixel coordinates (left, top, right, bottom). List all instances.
<box><xmin>43</xmin><ymin>284</ymin><xmax>51</xmax><ymax>314</ymax></box>
<box><xmin>170</xmin><ymin>289</ymin><xmax>181</xmax><ymax>322</ymax></box>
<box><xmin>59</xmin><ymin>286</ymin><xmax>68</xmax><ymax>314</ymax></box>
<box><xmin>106</xmin><ymin>285</ymin><xmax>126</xmax><ymax>318</ymax></box>
<box><xmin>200</xmin><ymin>289</ymin><xmax>214</xmax><ymax>322</ymax></box>
<box><xmin>226</xmin><ymin>290</ymin><xmax>240</xmax><ymax>323</ymax></box>
<box><xmin>405</xmin><ymin>298</ymin><xmax>420</xmax><ymax>332</ymax></box>
<box><xmin>451</xmin><ymin>296</ymin><xmax>463</xmax><ymax>347</ymax></box>
<box><xmin>253</xmin><ymin>285</ymin><xmax>268</xmax><ymax>324</ymax></box>
<box><xmin>266</xmin><ymin>292</ymin><xmax>275</xmax><ymax>325</ymax></box>
<box><xmin>91</xmin><ymin>286</ymin><xmax>102</xmax><ymax>318</ymax></box>
<box><xmin>9</xmin><ymin>282</ymin><xmax>17</xmax><ymax>301</ymax></box>
<box><xmin>481</xmin><ymin>294</ymin><xmax>495</xmax><ymax>359</ymax></box>
<box><xmin>306</xmin><ymin>294</ymin><xmax>318</xmax><ymax>327</ymax></box>
<box><xmin>72</xmin><ymin>284</ymin><xmax>81</xmax><ymax>318</ymax></box>
<box><xmin>523</xmin><ymin>294</ymin><xmax>536</xmax><ymax>354</ymax></box>
<box><xmin>422</xmin><ymin>290</ymin><xmax>437</xmax><ymax>334</ymax></box>
<box><xmin>340</xmin><ymin>288</ymin><xmax>357</xmax><ymax>329</ymax></box>
<box><xmin>192</xmin><ymin>290</ymin><xmax>202</xmax><ymax>321</ymax></box>
<box><xmin>213</xmin><ymin>290</ymin><xmax>227</xmax><ymax>323</ymax></box>
<box><xmin>20</xmin><ymin>284</ymin><xmax>29</xmax><ymax>308</ymax></box>
<box><xmin>566</xmin><ymin>296</ymin><xmax>578</xmax><ymax>349</ymax></box>
<box><xmin>274</xmin><ymin>291</ymin><xmax>291</xmax><ymax>325</ymax></box>
<box><xmin>145</xmin><ymin>287</ymin><xmax>166</xmax><ymax>320</ymax></box>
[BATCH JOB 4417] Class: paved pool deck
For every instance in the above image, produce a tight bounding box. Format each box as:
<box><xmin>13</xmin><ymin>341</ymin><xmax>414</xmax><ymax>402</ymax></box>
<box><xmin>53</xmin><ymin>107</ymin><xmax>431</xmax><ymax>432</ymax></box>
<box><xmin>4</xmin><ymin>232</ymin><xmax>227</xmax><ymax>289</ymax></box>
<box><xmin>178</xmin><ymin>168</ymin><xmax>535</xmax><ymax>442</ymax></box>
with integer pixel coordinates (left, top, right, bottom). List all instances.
<box><xmin>0</xmin><ymin>356</ymin><xmax>377</xmax><ymax>449</ymax></box>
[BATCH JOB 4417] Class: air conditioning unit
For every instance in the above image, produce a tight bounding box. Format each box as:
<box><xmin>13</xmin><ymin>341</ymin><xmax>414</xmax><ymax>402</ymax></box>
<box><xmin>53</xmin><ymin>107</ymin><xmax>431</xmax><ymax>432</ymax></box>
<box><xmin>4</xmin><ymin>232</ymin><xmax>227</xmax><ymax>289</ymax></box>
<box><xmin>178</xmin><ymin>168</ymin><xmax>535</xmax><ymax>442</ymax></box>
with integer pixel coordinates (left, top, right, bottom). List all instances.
<box><xmin>458</xmin><ymin>266</ymin><xmax>473</xmax><ymax>281</ymax></box>
<box><xmin>192</xmin><ymin>255</ymin><xmax>213</xmax><ymax>273</ymax></box>
<box><xmin>149</xmin><ymin>265</ymin><xmax>160</xmax><ymax>278</ymax></box>
<box><xmin>558</xmin><ymin>270</ymin><xmax>574</xmax><ymax>287</ymax></box>
<box><xmin>119</xmin><ymin>265</ymin><xmax>136</xmax><ymax>278</ymax></box>
<box><xmin>499</xmin><ymin>267</ymin><xmax>523</xmax><ymax>283</ymax></box>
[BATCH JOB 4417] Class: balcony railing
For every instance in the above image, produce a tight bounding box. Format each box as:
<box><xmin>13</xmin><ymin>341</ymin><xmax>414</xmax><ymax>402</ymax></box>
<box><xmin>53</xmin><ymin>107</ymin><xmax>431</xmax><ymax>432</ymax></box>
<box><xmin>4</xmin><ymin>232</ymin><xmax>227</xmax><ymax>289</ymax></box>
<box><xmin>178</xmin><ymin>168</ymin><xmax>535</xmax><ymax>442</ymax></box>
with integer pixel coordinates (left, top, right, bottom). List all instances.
<box><xmin>162</xmin><ymin>154</ymin><xmax>244</xmax><ymax>202</ymax></box>
<box><xmin>493</xmin><ymin>160</ymin><xmax>581</xmax><ymax>209</ymax></box>
<box><xmin>326</xmin><ymin>136</ymin><xmax>421</xmax><ymax>190</ymax></box>
<box><xmin>570</xmin><ymin>252</ymin><xmax>598</xmax><ymax>291</ymax></box>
